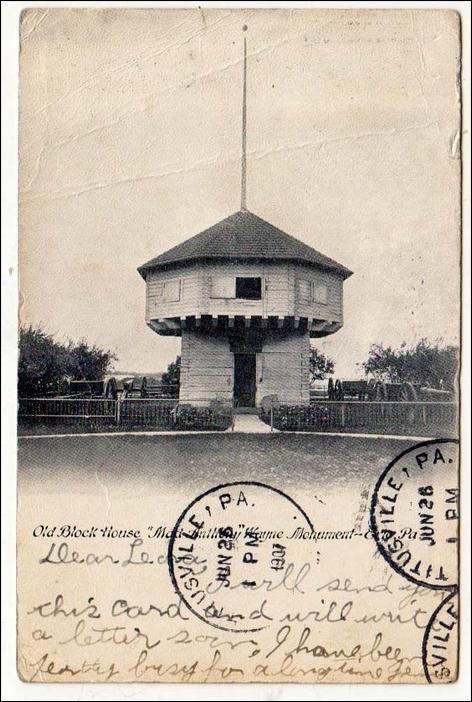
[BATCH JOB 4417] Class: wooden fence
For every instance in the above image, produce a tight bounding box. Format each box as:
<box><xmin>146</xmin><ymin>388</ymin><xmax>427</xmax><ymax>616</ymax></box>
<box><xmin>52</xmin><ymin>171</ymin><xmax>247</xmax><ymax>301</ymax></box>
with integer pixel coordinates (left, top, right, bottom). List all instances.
<box><xmin>19</xmin><ymin>398</ymin><xmax>117</xmax><ymax>421</ymax></box>
<box><xmin>19</xmin><ymin>398</ymin><xmax>458</xmax><ymax>436</ymax></box>
<box><xmin>262</xmin><ymin>400</ymin><xmax>458</xmax><ymax>436</ymax></box>
<box><xmin>18</xmin><ymin>397</ymin><xmax>232</xmax><ymax>432</ymax></box>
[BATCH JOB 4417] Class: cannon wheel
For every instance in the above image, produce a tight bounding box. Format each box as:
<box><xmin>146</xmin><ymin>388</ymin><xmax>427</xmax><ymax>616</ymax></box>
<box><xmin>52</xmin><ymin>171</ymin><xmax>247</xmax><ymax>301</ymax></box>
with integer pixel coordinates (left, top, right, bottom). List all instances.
<box><xmin>366</xmin><ymin>379</ymin><xmax>377</xmax><ymax>401</ymax></box>
<box><xmin>400</xmin><ymin>381</ymin><xmax>418</xmax><ymax>402</ymax></box>
<box><xmin>375</xmin><ymin>381</ymin><xmax>388</xmax><ymax>401</ymax></box>
<box><xmin>140</xmin><ymin>376</ymin><xmax>148</xmax><ymax>398</ymax></box>
<box><xmin>358</xmin><ymin>381</ymin><xmax>369</xmax><ymax>401</ymax></box>
<box><xmin>104</xmin><ymin>377</ymin><xmax>118</xmax><ymax>400</ymax></box>
<box><xmin>328</xmin><ymin>377</ymin><xmax>335</xmax><ymax>400</ymax></box>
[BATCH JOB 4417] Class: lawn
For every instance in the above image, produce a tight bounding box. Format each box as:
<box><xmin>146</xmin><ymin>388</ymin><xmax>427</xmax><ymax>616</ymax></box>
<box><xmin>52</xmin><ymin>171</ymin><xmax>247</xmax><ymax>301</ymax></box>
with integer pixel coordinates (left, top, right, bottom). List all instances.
<box><xmin>18</xmin><ymin>432</ymin><xmax>423</xmax><ymax>496</ymax></box>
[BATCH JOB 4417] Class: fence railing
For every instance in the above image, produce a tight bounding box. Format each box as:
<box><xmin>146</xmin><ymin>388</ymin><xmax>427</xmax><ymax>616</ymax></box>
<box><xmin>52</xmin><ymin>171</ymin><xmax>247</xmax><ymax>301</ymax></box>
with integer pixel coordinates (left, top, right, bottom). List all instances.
<box><xmin>18</xmin><ymin>397</ymin><xmax>233</xmax><ymax>432</ymax></box>
<box><xmin>18</xmin><ymin>398</ymin><xmax>458</xmax><ymax>437</ymax></box>
<box><xmin>262</xmin><ymin>400</ymin><xmax>457</xmax><ymax>436</ymax></box>
<box><xmin>19</xmin><ymin>398</ymin><xmax>117</xmax><ymax>420</ymax></box>
<box><xmin>118</xmin><ymin>398</ymin><xmax>177</xmax><ymax>428</ymax></box>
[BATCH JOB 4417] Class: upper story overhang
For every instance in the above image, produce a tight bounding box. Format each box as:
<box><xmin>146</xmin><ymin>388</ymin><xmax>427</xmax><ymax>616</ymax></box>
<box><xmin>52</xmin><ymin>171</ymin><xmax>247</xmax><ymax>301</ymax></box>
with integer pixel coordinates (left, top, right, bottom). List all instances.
<box><xmin>142</xmin><ymin>259</ymin><xmax>347</xmax><ymax>338</ymax></box>
<box><xmin>147</xmin><ymin>314</ymin><xmax>342</xmax><ymax>339</ymax></box>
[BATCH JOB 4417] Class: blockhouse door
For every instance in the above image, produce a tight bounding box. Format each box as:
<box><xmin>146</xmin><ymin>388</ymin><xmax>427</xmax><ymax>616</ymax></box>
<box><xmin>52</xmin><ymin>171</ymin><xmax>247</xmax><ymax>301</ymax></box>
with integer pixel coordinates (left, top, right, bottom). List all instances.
<box><xmin>233</xmin><ymin>353</ymin><xmax>257</xmax><ymax>408</ymax></box>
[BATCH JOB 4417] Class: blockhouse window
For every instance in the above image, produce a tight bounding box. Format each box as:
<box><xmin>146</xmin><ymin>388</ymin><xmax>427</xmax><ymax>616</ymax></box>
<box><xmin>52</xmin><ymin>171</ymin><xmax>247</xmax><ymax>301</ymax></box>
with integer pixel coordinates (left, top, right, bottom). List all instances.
<box><xmin>163</xmin><ymin>279</ymin><xmax>181</xmax><ymax>302</ymax></box>
<box><xmin>313</xmin><ymin>283</ymin><xmax>328</xmax><ymax>305</ymax></box>
<box><xmin>236</xmin><ymin>277</ymin><xmax>262</xmax><ymax>300</ymax></box>
<box><xmin>210</xmin><ymin>276</ymin><xmax>236</xmax><ymax>298</ymax></box>
<box><xmin>297</xmin><ymin>279</ymin><xmax>311</xmax><ymax>304</ymax></box>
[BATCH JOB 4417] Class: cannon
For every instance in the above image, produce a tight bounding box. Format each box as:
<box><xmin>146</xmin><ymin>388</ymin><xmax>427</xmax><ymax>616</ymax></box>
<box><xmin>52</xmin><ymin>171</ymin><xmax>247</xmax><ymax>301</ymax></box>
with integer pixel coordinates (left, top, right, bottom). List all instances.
<box><xmin>67</xmin><ymin>379</ymin><xmax>105</xmax><ymax>397</ymax></box>
<box><xmin>328</xmin><ymin>378</ymin><xmax>427</xmax><ymax>402</ymax></box>
<box><xmin>328</xmin><ymin>378</ymin><xmax>369</xmax><ymax>400</ymax></box>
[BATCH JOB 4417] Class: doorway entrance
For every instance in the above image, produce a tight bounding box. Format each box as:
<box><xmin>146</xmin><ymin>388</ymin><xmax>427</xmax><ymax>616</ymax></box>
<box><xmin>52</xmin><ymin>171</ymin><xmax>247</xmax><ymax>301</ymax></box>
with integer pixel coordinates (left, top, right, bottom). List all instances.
<box><xmin>233</xmin><ymin>353</ymin><xmax>257</xmax><ymax>408</ymax></box>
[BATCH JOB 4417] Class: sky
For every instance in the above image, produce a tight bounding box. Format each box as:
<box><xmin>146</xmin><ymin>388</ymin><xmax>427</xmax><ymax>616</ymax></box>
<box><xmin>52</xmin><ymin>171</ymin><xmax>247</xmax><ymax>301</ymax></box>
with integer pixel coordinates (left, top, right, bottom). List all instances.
<box><xmin>19</xmin><ymin>8</ymin><xmax>461</xmax><ymax>377</ymax></box>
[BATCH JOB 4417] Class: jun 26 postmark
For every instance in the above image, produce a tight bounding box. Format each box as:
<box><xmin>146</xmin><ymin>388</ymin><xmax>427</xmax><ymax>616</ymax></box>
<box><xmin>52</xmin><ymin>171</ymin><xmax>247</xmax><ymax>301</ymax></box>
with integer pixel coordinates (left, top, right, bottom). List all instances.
<box><xmin>370</xmin><ymin>439</ymin><xmax>459</xmax><ymax>590</ymax></box>
<box><xmin>371</xmin><ymin>439</ymin><xmax>459</xmax><ymax>684</ymax></box>
<box><xmin>168</xmin><ymin>481</ymin><xmax>315</xmax><ymax>633</ymax></box>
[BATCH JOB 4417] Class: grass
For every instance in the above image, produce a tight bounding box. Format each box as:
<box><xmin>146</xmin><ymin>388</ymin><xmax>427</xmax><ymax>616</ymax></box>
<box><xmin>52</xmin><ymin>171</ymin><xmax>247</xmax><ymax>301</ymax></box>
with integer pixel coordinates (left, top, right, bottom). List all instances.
<box><xmin>18</xmin><ymin>432</ymin><xmax>427</xmax><ymax>496</ymax></box>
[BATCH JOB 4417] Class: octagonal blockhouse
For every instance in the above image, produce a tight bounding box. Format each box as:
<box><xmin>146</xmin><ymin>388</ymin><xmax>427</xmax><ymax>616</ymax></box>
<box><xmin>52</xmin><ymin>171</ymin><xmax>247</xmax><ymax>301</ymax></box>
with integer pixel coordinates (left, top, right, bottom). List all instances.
<box><xmin>138</xmin><ymin>210</ymin><xmax>352</xmax><ymax>408</ymax></box>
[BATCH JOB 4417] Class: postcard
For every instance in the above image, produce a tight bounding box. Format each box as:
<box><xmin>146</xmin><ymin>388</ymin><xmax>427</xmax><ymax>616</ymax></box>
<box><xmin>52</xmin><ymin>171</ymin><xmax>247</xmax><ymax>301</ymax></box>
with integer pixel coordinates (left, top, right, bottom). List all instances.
<box><xmin>17</xmin><ymin>8</ymin><xmax>461</xmax><ymax>683</ymax></box>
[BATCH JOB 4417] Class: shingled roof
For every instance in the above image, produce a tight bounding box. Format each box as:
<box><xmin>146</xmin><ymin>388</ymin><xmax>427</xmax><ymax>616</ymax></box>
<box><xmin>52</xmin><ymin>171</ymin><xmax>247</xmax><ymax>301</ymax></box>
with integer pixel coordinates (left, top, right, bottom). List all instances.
<box><xmin>138</xmin><ymin>210</ymin><xmax>353</xmax><ymax>279</ymax></box>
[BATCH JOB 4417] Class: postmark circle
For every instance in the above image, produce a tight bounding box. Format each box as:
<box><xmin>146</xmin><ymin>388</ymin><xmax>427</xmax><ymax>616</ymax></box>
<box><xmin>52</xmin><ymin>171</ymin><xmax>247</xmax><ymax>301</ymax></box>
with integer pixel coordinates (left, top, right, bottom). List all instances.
<box><xmin>370</xmin><ymin>439</ymin><xmax>459</xmax><ymax>590</ymax></box>
<box><xmin>168</xmin><ymin>481</ymin><xmax>314</xmax><ymax>632</ymax></box>
<box><xmin>422</xmin><ymin>591</ymin><xmax>459</xmax><ymax>683</ymax></box>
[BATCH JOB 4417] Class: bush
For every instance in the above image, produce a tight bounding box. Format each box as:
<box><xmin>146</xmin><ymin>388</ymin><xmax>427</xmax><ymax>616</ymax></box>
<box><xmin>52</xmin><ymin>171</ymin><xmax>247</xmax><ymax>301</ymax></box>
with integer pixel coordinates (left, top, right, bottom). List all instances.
<box><xmin>260</xmin><ymin>404</ymin><xmax>332</xmax><ymax>431</ymax></box>
<box><xmin>173</xmin><ymin>403</ymin><xmax>233</xmax><ymax>431</ymax></box>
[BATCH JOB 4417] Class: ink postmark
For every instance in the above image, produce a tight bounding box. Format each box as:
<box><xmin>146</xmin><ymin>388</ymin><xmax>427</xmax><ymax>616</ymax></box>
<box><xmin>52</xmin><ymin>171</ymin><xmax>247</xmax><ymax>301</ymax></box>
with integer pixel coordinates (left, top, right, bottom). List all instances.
<box><xmin>422</xmin><ymin>591</ymin><xmax>459</xmax><ymax>683</ymax></box>
<box><xmin>168</xmin><ymin>481</ymin><xmax>315</xmax><ymax>632</ymax></box>
<box><xmin>370</xmin><ymin>439</ymin><xmax>459</xmax><ymax>590</ymax></box>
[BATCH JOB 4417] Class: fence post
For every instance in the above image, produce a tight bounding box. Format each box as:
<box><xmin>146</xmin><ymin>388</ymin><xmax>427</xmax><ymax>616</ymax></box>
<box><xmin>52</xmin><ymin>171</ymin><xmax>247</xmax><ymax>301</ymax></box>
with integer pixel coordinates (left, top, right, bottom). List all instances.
<box><xmin>115</xmin><ymin>398</ymin><xmax>121</xmax><ymax>426</ymax></box>
<box><xmin>340</xmin><ymin>402</ymin><xmax>346</xmax><ymax>428</ymax></box>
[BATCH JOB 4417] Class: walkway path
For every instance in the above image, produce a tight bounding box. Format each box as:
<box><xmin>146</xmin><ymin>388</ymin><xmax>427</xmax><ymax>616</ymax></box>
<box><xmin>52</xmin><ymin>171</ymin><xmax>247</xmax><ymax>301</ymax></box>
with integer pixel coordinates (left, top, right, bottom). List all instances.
<box><xmin>230</xmin><ymin>413</ymin><xmax>275</xmax><ymax>433</ymax></box>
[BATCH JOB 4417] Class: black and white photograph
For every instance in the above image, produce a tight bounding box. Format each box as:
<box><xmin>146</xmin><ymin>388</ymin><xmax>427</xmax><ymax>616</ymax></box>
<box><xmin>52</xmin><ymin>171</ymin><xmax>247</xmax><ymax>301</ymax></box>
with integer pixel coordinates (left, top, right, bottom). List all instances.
<box><xmin>2</xmin><ymin>4</ymin><xmax>469</xmax><ymax>692</ymax></box>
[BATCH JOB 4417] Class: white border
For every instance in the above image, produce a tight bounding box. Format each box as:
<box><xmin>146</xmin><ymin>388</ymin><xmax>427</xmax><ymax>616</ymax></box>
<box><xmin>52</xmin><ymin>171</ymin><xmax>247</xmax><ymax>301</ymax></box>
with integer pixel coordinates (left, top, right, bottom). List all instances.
<box><xmin>2</xmin><ymin>2</ymin><xmax>470</xmax><ymax>700</ymax></box>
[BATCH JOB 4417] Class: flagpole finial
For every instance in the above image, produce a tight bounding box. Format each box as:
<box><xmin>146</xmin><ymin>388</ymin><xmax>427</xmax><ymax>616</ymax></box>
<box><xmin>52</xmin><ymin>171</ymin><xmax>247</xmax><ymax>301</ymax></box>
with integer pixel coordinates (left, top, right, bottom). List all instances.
<box><xmin>241</xmin><ymin>28</ymin><xmax>248</xmax><ymax>210</ymax></box>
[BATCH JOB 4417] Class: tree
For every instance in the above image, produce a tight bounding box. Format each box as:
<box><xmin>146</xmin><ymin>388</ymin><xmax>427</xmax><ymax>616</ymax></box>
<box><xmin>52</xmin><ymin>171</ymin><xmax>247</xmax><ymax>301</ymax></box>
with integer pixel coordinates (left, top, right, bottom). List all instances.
<box><xmin>62</xmin><ymin>339</ymin><xmax>115</xmax><ymax>382</ymax></box>
<box><xmin>362</xmin><ymin>339</ymin><xmax>459</xmax><ymax>391</ymax></box>
<box><xmin>18</xmin><ymin>325</ymin><xmax>117</xmax><ymax>397</ymax></box>
<box><xmin>18</xmin><ymin>326</ymin><xmax>63</xmax><ymax>397</ymax></box>
<box><xmin>309</xmin><ymin>347</ymin><xmax>335</xmax><ymax>382</ymax></box>
<box><xmin>161</xmin><ymin>355</ymin><xmax>181</xmax><ymax>395</ymax></box>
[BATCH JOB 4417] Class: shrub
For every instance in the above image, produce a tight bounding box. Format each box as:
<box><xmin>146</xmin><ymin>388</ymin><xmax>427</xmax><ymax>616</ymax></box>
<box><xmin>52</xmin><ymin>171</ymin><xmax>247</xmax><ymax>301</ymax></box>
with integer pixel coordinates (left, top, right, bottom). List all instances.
<box><xmin>173</xmin><ymin>403</ymin><xmax>233</xmax><ymax>431</ymax></box>
<box><xmin>261</xmin><ymin>404</ymin><xmax>332</xmax><ymax>431</ymax></box>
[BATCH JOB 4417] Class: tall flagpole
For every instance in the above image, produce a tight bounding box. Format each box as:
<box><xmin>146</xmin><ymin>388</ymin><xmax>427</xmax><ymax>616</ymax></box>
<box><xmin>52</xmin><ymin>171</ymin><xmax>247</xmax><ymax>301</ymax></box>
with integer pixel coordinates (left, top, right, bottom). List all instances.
<box><xmin>241</xmin><ymin>32</ymin><xmax>247</xmax><ymax>211</ymax></box>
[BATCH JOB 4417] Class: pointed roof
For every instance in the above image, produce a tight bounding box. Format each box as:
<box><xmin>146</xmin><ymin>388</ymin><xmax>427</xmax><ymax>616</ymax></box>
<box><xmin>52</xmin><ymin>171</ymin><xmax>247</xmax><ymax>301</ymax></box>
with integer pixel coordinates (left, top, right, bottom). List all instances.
<box><xmin>138</xmin><ymin>210</ymin><xmax>353</xmax><ymax>279</ymax></box>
